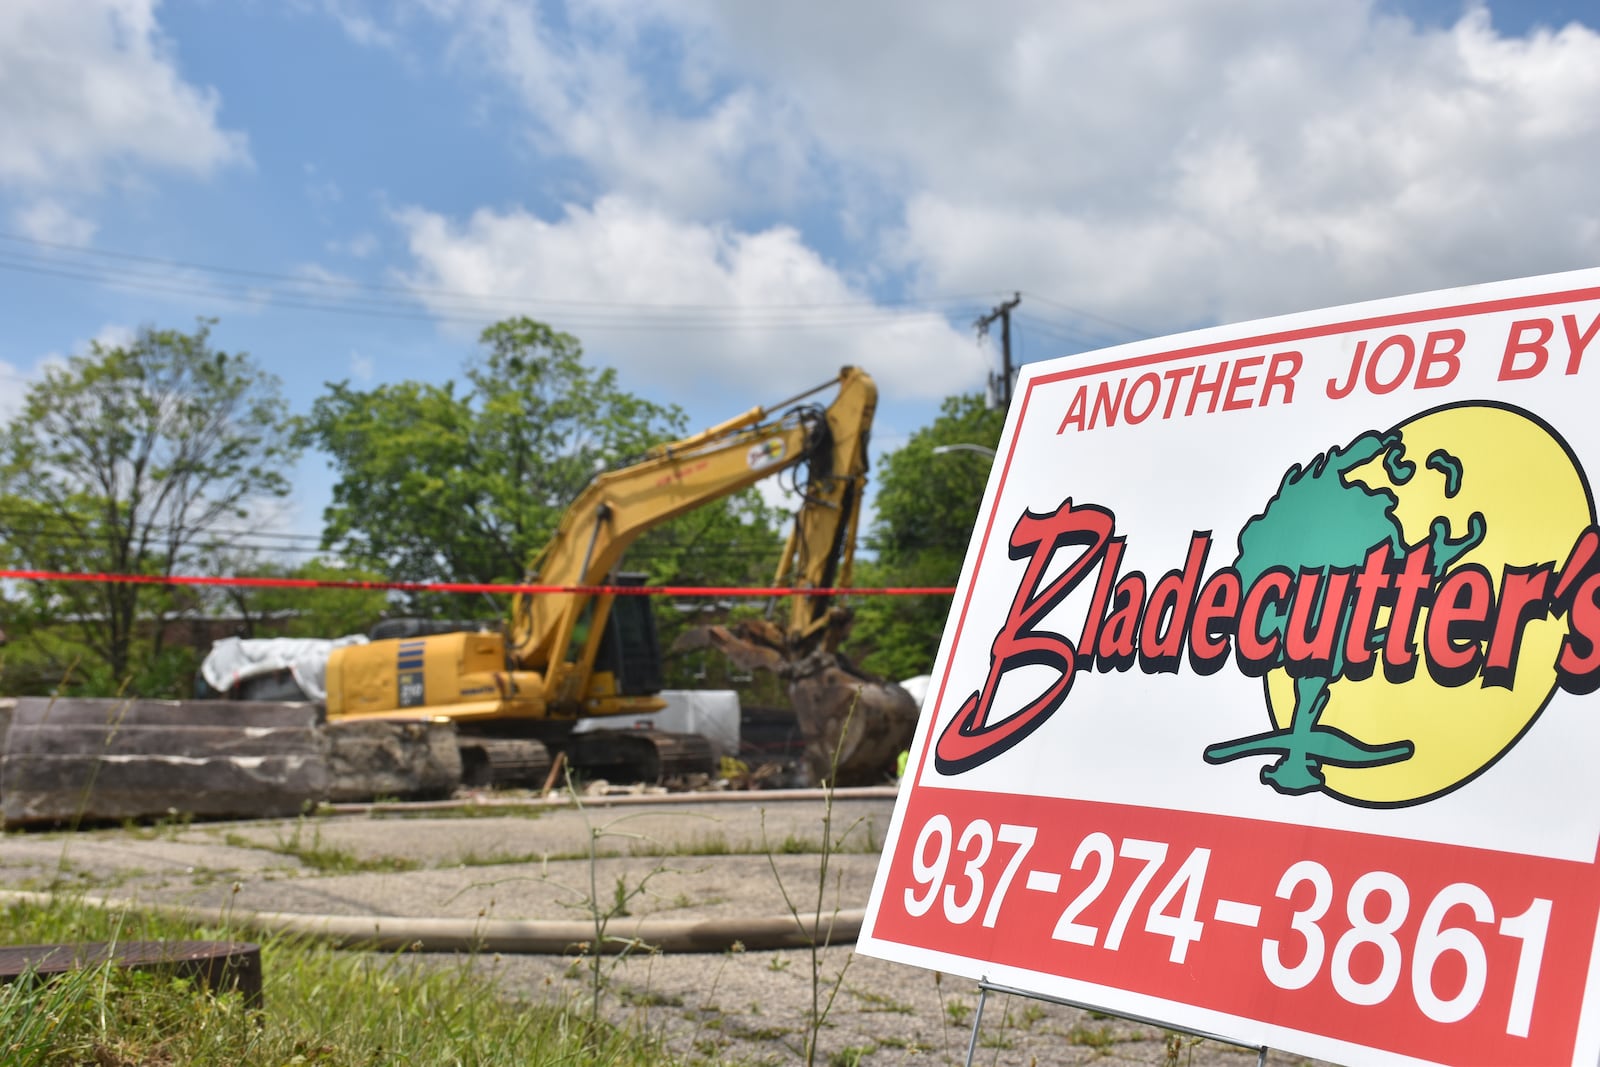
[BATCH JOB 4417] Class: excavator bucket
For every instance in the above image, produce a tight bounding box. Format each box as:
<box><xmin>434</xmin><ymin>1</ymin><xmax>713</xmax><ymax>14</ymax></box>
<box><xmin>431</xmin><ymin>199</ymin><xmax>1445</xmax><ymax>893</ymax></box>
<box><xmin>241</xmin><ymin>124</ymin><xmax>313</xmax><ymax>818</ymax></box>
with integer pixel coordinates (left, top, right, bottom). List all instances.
<box><xmin>787</xmin><ymin>661</ymin><xmax>920</xmax><ymax>787</ymax></box>
<box><xmin>673</xmin><ymin>622</ymin><xmax>919</xmax><ymax>787</ymax></box>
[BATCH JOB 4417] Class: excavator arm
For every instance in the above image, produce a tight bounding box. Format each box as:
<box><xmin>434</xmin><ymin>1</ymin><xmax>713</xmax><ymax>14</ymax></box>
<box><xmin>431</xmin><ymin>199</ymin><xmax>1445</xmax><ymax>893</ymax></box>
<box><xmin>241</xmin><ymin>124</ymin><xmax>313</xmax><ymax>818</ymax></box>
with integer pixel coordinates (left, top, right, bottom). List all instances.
<box><xmin>773</xmin><ymin>365</ymin><xmax>873</xmax><ymax>652</ymax></box>
<box><xmin>510</xmin><ymin>365</ymin><xmax>877</xmax><ymax>708</ymax></box>
<box><xmin>668</xmin><ymin>371</ymin><xmax>920</xmax><ymax>786</ymax></box>
<box><xmin>325</xmin><ymin>367</ymin><xmax>890</xmax><ymax>738</ymax></box>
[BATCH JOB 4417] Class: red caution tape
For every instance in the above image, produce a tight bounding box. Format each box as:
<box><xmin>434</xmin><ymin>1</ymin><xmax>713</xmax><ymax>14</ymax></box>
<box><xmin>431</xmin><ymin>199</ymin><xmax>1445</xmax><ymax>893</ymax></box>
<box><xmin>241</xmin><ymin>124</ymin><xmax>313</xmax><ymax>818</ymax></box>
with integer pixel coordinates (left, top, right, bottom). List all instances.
<box><xmin>0</xmin><ymin>568</ymin><xmax>955</xmax><ymax>598</ymax></box>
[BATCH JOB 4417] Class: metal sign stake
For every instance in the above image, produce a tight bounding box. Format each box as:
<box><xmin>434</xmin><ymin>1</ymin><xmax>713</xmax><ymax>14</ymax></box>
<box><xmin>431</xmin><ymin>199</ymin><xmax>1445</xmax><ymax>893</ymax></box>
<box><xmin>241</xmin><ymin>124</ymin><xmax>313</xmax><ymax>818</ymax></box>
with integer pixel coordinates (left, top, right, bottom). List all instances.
<box><xmin>964</xmin><ymin>979</ymin><xmax>1269</xmax><ymax>1066</ymax></box>
<box><xmin>961</xmin><ymin>982</ymin><xmax>990</xmax><ymax>1067</ymax></box>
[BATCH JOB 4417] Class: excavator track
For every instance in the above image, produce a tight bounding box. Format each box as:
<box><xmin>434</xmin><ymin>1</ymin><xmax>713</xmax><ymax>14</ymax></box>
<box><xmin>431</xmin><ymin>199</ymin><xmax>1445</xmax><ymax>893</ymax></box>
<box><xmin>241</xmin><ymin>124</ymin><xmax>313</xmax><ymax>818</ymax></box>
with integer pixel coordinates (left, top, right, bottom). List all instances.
<box><xmin>456</xmin><ymin>729</ymin><xmax>716</xmax><ymax>789</ymax></box>
<box><xmin>559</xmin><ymin>729</ymin><xmax>716</xmax><ymax>785</ymax></box>
<box><xmin>457</xmin><ymin>736</ymin><xmax>554</xmax><ymax>789</ymax></box>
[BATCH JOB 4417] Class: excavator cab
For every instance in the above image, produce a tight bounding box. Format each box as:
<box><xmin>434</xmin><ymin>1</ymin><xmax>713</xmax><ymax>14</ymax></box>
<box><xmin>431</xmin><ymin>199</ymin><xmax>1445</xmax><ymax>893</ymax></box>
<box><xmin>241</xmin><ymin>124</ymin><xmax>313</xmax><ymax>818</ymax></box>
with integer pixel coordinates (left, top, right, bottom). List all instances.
<box><xmin>587</xmin><ymin>574</ymin><xmax>663</xmax><ymax>698</ymax></box>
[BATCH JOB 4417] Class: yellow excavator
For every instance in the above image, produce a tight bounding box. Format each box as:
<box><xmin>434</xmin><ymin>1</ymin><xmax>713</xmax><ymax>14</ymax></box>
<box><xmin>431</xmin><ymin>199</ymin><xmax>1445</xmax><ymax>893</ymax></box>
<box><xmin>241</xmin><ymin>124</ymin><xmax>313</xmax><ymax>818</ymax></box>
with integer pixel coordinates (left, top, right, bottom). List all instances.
<box><xmin>321</xmin><ymin>366</ymin><xmax>917</xmax><ymax>787</ymax></box>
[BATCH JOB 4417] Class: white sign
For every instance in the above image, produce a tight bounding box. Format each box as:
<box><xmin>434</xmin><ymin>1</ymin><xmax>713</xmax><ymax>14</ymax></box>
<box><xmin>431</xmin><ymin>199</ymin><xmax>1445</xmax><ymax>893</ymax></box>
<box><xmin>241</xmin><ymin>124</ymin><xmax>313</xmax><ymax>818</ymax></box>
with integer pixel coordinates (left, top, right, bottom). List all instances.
<box><xmin>859</xmin><ymin>270</ymin><xmax>1600</xmax><ymax>1067</ymax></box>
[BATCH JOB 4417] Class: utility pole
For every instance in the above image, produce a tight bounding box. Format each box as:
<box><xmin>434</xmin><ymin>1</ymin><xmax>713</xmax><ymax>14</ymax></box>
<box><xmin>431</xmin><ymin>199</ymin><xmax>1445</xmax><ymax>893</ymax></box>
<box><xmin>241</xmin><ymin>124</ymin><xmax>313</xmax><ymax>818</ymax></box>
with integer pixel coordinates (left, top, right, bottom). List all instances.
<box><xmin>975</xmin><ymin>292</ymin><xmax>1021</xmax><ymax>408</ymax></box>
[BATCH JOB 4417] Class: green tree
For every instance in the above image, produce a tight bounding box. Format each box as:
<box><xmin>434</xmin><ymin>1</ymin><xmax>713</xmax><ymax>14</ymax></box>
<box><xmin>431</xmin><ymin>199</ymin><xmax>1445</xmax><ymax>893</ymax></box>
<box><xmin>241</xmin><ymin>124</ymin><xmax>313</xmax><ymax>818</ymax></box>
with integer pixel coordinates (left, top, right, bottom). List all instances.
<box><xmin>0</xmin><ymin>322</ymin><xmax>297</xmax><ymax>694</ymax></box>
<box><xmin>0</xmin><ymin>596</ymin><xmax>104</xmax><ymax>697</ymax></box>
<box><xmin>198</xmin><ymin>553</ymin><xmax>392</xmax><ymax>640</ymax></box>
<box><xmin>301</xmin><ymin>317</ymin><xmax>783</xmax><ymax>622</ymax></box>
<box><xmin>1203</xmin><ymin>431</ymin><xmax>1484</xmax><ymax>793</ymax></box>
<box><xmin>846</xmin><ymin>393</ymin><xmax>1005</xmax><ymax>681</ymax></box>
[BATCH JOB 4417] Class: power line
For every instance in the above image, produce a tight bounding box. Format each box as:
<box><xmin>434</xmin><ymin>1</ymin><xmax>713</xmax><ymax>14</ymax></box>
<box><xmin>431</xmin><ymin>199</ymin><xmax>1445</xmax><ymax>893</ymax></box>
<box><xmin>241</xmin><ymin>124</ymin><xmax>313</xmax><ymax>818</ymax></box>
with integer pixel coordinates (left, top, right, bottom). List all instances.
<box><xmin>0</xmin><ymin>233</ymin><xmax>1157</xmax><ymax>358</ymax></box>
<box><xmin>0</xmin><ymin>232</ymin><xmax>1004</xmax><ymax>333</ymax></box>
<box><xmin>1012</xmin><ymin>311</ymin><xmax>1131</xmax><ymax>352</ymax></box>
<box><xmin>0</xmin><ymin>508</ymin><xmax>328</xmax><ymax>544</ymax></box>
<box><xmin>0</xmin><ymin>230</ymin><xmax>995</xmax><ymax>312</ymax></box>
<box><xmin>0</xmin><ymin>512</ymin><xmax>791</xmax><ymax>565</ymax></box>
<box><xmin>3</xmin><ymin>567</ymin><xmax>957</xmax><ymax>599</ymax></box>
<box><xmin>0</xmin><ymin>253</ymin><xmax>971</xmax><ymax>333</ymax></box>
<box><xmin>1018</xmin><ymin>289</ymin><xmax>1150</xmax><ymax>339</ymax></box>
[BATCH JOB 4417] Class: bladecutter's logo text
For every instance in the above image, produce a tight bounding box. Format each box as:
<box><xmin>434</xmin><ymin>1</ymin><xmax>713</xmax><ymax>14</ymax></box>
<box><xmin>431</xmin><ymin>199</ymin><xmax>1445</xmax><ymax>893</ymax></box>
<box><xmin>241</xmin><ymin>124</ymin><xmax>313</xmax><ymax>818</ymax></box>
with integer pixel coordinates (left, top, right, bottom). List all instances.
<box><xmin>936</xmin><ymin>404</ymin><xmax>1600</xmax><ymax>807</ymax></box>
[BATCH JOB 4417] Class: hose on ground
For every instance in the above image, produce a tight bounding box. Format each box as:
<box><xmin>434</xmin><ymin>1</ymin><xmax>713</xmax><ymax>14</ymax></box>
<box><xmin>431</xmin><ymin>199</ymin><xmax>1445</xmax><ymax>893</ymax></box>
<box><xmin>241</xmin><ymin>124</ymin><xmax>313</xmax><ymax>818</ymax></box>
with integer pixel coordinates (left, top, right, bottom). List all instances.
<box><xmin>0</xmin><ymin>890</ymin><xmax>864</xmax><ymax>955</ymax></box>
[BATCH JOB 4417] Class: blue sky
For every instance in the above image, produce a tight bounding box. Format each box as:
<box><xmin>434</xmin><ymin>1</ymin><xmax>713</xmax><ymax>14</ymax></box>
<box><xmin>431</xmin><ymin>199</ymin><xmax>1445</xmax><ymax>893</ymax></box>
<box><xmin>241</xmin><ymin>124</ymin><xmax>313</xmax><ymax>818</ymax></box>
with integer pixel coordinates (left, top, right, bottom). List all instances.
<box><xmin>2</xmin><ymin>0</ymin><xmax>1598</xmax><ymax>560</ymax></box>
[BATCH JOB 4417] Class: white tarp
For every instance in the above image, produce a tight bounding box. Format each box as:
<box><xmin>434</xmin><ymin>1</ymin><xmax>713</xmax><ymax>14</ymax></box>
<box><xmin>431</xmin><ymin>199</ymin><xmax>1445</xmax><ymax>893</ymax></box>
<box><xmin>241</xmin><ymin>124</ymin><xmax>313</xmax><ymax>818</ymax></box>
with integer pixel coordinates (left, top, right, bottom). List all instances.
<box><xmin>572</xmin><ymin>689</ymin><xmax>741</xmax><ymax>758</ymax></box>
<box><xmin>201</xmin><ymin>635</ymin><xmax>368</xmax><ymax>705</ymax></box>
<box><xmin>898</xmin><ymin>675</ymin><xmax>931</xmax><ymax>709</ymax></box>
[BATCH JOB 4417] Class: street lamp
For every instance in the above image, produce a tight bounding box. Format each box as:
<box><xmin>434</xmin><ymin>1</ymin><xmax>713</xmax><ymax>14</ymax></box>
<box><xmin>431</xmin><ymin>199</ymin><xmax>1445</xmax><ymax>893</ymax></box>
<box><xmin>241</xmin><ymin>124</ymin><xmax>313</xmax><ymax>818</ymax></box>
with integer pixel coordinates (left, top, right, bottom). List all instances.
<box><xmin>931</xmin><ymin>443</ymin><xmax>997</xmax><ymax>459</ymax></box>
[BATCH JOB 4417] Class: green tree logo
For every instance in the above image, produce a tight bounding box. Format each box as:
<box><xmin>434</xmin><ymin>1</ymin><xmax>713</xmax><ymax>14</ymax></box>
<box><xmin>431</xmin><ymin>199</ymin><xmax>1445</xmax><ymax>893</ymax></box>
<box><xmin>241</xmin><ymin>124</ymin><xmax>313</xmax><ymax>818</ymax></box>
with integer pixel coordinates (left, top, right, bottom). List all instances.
<box><xmin>1203</xmin><ymin>429</ymin><xmax>1486</xmax><ymax>794</ymax></box>
<box><xmin>1203</xmin><ymin>403</ymin><xmax>1593</xmax><ymax>806</ymax></box>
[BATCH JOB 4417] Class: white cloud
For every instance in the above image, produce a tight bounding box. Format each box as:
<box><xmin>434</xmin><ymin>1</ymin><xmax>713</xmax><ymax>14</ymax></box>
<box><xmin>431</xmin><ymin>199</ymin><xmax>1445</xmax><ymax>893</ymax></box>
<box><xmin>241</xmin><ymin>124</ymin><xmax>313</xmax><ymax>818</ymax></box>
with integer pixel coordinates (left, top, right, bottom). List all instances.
<box><xmin>890</xmin><ymin>6</ymin><xmax>1600</xmax><ymax>334</ymax></box>
<box><xmin>89</xmin><ymin>324</ymin><xmax>136</xmax><ymax>352</ymax></box>
<box><xmin>12</xmin><ymin>199</ymin><xmax>97</xmax><ymax>245</ymax></box>
<box><xmin>0</xmin><ymin>360</ymin><xmax>29</xmax><ymax>425</ymax></box>
<box><xmin>303</xmin><ymin>163</ymin><xmax>343</xmax><ymax>210</ymax></box>
<box><xmin>349</xmin><ymin>351</ymin><xmax>376</xmax><ymax>381</ymax></box>
<box><xmin>328</xmin><ymin>232</ymin><xmax>380</xmax><ymax>259</ymax></box>
<box><xmin>0</xmin><ymin>345</ymin><xmax>76</xmax><ymax>428</ymax></box>
<box><xmin>751</xmin><ymin>473</ymin><xmax>804</xmax><ymax>524</ymax></box>
<box><xmin>399</xmin><ymin>0</ymin><xmax>816</xmax><ymax>218</ymax></box>
<box><xmin>313</xmin><ymin>0</ymin><xmax>406</xmax><ymax>52</ymax></box>
<box><xmin>394</xmin><ymin>195</ymin><xmax>981</xmax><ymax>401</ymax></box>
<box><xmin>0</xmin><ymin>0</ymin><xmax>248</xmax><ymax>191</ymax></box>
<box><xmin>393</xmin><ymin>0</ymin><xmax>1600</xmax><ymax>346</ymax></box>
<box><xmin>293</xmin><ymin>263</ymin><xmax>358</xmax><ymax>289</ymax></box>
<box><xmin>0</xmin><ymin>324</ymin><xmax>152</xmax><ymax>427</ymax></box>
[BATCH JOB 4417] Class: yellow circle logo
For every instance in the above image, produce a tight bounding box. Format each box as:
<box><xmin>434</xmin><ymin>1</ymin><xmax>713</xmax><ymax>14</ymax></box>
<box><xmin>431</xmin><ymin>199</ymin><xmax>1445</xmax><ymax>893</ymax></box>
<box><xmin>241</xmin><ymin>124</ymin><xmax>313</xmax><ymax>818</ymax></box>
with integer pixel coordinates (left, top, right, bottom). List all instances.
<box><xmin>1205</xmin><ymin>403</ymin><xmax>1595</xmax><ymax>806</ymax></box>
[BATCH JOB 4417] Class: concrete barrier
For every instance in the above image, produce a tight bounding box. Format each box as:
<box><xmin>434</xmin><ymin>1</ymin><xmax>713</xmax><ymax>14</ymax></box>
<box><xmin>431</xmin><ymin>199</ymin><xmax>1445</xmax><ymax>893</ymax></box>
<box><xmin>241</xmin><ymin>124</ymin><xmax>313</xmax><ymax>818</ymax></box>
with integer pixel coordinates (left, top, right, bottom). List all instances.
<box><xmin>0</xmin><ymin>698</ymin><xmax>462</xmax><ymax>827</ymax></box>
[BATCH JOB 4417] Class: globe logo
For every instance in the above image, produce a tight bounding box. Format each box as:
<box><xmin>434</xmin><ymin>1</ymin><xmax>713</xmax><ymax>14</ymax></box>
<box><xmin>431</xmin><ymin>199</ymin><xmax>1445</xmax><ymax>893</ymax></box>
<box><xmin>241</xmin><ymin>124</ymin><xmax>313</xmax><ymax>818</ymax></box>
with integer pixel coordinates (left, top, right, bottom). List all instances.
<box><xmin>1204</xmin><ymin>402</ymin><xmax>1595</xmax><ymax>806</ymax></box>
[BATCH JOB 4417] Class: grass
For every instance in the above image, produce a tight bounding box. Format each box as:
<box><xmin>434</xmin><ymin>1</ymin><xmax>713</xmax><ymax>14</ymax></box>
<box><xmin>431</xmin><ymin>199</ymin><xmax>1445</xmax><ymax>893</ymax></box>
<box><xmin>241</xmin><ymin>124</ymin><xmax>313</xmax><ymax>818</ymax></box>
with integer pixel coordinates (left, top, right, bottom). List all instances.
<box><xmin>0</xmin><ymin>955</ymin><xmax>105</xmax><ymax>1063</ymax></box>
<box><xmin>222</xmin><ymin>820</ymin><xmax>421</xmax><ymax>875</ymax></box>
<box><xmin>1163</xmin><ymin>1029</ymin><xmax>1209</xmax><ymax>1066</ymax></box>
<box><xmin>557</xmin><ymin>773</ymin><xmax>688</xmax><ymax>1037</ymax></box>
<box><xmin>452</xmin><ymin>847</ymin><xmax>549</xmax><ymax>867</ymax></box>
<box><xmin>209</xmin><ymin>810</ymin><xmax>878</xmax><ymax>873</ymax></box>
<box><xmin>1067</xmin><ymin>1020</ymin><xmax>1118</xmax><ymax>1049</ymax></box>
<box><xmin>0</xmin><ymin>894</ymin><xmax>682</xmax><ymax>1067</ymax></box>
<box><xmin>628</xmin><ymin>829</ymin><xmax>734</xmax><ymax>857</ymax></box>
<box><xmin>625</xmin><ymin>830</ymin><xmax>879</xmax><ymax>860</ymax></box>
<box><xmin>119</xmin><ymin>810</ymin><xmax>196</xmax><ymax>839</ymax></box>
<box><xmin>617</xmin><ymin>986</ymin><xmax>683</xmax><ymax>1008</ymax></box>
<box><xmin>872</xmin><ymin>1034</ymin><xmax>931</xmax><ymax>1052</ymax></box>
<box><xmin>849</xmin><ymin>985</ymin><xmax>914</xmax><ymax>1015</ymax></box>
<box><xmin>365</xmin><ymin>801</ymin><xmax>554</xmax><ymax>821</ymax></box>
<box><xmin>763</xmin><ymin>760</ymin><xmax>856</xmax><ymax>1066</ymax></box>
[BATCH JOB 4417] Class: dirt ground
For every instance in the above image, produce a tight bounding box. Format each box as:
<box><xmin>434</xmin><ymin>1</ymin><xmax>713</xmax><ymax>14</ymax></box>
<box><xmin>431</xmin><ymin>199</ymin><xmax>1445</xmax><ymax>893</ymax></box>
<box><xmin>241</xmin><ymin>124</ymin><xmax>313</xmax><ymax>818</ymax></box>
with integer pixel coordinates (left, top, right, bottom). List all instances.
<box><xmin>0</xmin><ymin>791</ymin><xmax>1329</xmax><ymax>1066</ymax></box>
<box><xmin>472</xmin><ymin>945</ymin><xmax>1293</xmax><ymax>1066</ymax></box>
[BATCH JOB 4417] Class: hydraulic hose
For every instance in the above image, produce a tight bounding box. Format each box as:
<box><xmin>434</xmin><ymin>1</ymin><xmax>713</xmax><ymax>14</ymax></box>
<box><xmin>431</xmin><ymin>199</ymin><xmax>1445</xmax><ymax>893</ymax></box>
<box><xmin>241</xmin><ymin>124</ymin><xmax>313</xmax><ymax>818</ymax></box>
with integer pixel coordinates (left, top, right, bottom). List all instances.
<box><xmin>0</xmin><ymin>890</ymin><xmax>864</xmax><ymax>955</ymax></box>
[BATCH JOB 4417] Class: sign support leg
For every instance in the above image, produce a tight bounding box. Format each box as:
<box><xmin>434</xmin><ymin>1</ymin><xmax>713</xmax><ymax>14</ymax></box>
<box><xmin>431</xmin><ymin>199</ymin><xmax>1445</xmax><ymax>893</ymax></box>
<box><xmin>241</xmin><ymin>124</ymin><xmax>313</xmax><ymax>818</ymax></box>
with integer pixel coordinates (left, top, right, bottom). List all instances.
<box><xmin>968</xmin><ymin>979</ymin><xmax>1273</xmax><ymax>1063</ymax></box>
<box><xmin>962</xmin><ymin>982</ymin><xmax>990</xmax><ymax>1067</ymax></box>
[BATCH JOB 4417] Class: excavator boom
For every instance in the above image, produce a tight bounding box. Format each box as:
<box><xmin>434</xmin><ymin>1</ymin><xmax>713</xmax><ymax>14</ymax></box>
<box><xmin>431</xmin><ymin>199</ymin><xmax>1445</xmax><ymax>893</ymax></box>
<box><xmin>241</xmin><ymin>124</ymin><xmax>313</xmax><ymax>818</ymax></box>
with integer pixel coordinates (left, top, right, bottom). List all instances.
<box><xmin>508</xmin><ymin>367</ymin><xmax>877</xmax><ymax>705</ymax></box>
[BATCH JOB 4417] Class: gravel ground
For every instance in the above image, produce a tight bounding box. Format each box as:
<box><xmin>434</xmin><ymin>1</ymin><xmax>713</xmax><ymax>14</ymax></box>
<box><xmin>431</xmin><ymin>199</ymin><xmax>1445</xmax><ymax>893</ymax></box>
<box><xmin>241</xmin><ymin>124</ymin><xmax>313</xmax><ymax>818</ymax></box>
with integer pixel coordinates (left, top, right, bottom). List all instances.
<box><xmin>0</xmin><ymin>792</ymin><xmax>1329</xmax><ymax>1066</ymax></box>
